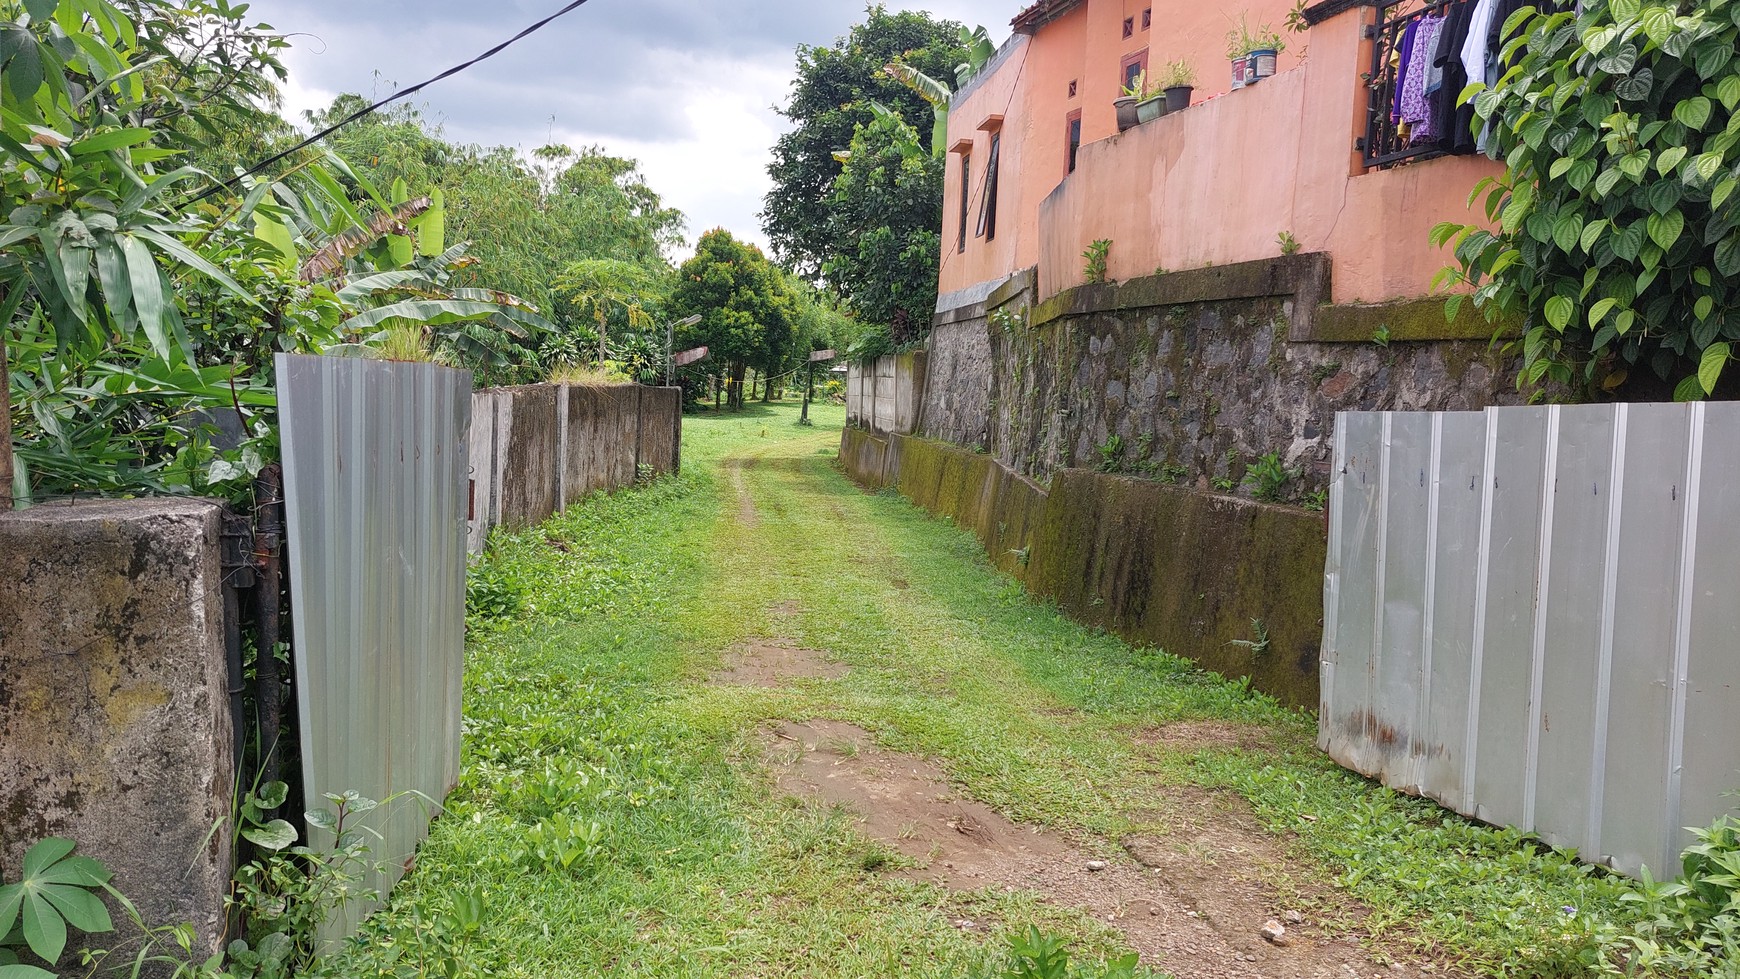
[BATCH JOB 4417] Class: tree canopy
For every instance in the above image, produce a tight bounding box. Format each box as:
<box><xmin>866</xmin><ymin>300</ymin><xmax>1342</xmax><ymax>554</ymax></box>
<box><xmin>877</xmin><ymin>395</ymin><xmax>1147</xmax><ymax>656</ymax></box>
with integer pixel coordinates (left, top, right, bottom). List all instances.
<box><xmin>669</xmin><ymin>229</ymin><xmax>795</xmax><ymax>409</ymax></box>
<box><xmin>822</xmin><ymin>110</ymin><xmax>944</xmax><ymax>342</ymax></box>
<box><xmin>761</xmin><ymin>5</ymin><xmax>965</xmax><ymax>280</ymax></box>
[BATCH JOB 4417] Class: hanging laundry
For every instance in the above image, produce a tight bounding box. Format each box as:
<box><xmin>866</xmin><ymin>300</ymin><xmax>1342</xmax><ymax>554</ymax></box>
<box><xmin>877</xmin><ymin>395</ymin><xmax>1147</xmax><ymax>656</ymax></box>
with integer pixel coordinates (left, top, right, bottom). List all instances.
<box><xmin>1392</xmin><ymin>19</ymin><xmax>1419</xmax><ymax>125</ymax></box>
<box><xmin>1399</xmin><ymin>14</ymin><xmax>1446</xmax><ymax>143</ymax></box>
<box><xmin>1432</xmin><ymin>0</ymin><xmax>1481</xmax><ymax>155</ymax></box>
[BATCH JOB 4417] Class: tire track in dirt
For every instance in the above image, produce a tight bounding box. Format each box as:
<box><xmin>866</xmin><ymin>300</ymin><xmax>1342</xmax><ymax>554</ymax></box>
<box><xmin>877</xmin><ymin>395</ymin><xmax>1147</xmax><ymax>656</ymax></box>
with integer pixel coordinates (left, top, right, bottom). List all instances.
<box><xmin>760</xmin><ymin>719</ymin><xmax>1457</xmax><ymax>979</ymax></box>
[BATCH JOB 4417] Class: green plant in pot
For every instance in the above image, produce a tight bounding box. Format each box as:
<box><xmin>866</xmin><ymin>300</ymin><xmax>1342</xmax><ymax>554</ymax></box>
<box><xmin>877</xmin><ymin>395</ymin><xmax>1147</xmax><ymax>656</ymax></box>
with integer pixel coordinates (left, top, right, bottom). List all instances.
<box><xmin>1115</xmin><ymin>72</ymin><xmax>1143</xmax><ymax>131</ymax></box>
<box><xmin>1246</xmin><ymin>26</ymin><xmax>1285</xmax><ymax>83</ymax></box>
<box><xmin>1226</xmin><ymin>16</ymin><xmax>1254</xmax><ymax>89</ymax></box>
<box><xmin>1161</xmin><ymin>59</ymin><xmax>1195</xmax><ymax>112</ymax></box>
<box><xmin>1132</xmin><ymin>70</ymin><xmax>1166</xmax><ymax>125</ymax></box>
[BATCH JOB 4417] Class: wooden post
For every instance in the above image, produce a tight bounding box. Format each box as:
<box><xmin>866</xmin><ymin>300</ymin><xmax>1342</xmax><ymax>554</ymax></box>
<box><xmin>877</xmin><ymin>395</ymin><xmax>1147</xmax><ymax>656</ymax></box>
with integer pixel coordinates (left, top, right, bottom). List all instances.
<box><xmin>0</xmin><ymin>329</ymin><xmax>12</xmax><ymax>511</ymax></box>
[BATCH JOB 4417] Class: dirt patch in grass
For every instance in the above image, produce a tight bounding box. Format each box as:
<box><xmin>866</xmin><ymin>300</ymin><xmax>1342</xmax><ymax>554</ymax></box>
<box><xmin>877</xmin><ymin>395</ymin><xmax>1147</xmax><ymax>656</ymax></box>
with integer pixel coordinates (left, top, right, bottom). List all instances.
<box><xmin>713</xmin><ymin>642</ymin><xmax>848</xmax><ymax>687</ymax></box>
<box><xmin>725</xmin><ymin>456</ymin><xmax>760</xmax><ymax>527</ymax></box>
<box><xmin>1133</xmin><ymin>720</ymin><xmax>1274</xmax><ymax>753</ymax></box>
<box><xmin>762</xmin><ymin>720</ymin><xmax>1441</xmax><ymax>979</ymax></box>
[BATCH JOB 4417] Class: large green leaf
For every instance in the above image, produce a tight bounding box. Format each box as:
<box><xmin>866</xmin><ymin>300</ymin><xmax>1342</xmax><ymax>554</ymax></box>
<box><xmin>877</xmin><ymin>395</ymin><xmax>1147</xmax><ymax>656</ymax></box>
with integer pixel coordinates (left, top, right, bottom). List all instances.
<box><xmin>117</xmin><ymin>232</ymin><xmax>169</xmax><ymax>358</ymax></box>
<box><xmin>1700</xmin><ymin>341</ymin><xmax>1730</xmax><ymax>394</ymax></box>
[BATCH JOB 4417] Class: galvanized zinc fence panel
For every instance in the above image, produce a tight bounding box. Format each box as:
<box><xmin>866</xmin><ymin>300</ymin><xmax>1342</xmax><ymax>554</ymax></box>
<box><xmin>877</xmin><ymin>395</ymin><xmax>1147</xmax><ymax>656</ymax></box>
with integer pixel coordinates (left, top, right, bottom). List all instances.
<box><xmin>1324</xmin><ymin>403</ymin><xmax>1740</xmax><ymax>879</ymax></box>
<box><xmin>277</xmin><ymin>354</ymin><xmax>471</xmax><ymax>942</ymax></box>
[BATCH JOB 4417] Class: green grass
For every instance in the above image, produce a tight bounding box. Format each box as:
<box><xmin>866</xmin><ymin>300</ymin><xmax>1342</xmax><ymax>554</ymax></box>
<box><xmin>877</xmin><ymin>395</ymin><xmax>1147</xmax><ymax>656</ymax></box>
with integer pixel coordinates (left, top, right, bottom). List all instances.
<box><xmin>337</xmin><ymin>399</ymin><xmax>1682</xmax><ymax>978</ymax></box>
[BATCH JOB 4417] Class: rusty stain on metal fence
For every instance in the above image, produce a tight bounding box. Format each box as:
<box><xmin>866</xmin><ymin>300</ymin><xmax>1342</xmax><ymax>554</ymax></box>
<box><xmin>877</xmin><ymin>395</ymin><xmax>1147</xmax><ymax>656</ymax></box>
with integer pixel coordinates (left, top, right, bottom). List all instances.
<box><xmin>1324</xmin><ymin>404</ymin><xmax>1740</xmax><ymax>878</ymax></box>
<box><xmin>277</xmin><ymin>353</ymin><xmax>471</xmax><ymax>943</ymax></box>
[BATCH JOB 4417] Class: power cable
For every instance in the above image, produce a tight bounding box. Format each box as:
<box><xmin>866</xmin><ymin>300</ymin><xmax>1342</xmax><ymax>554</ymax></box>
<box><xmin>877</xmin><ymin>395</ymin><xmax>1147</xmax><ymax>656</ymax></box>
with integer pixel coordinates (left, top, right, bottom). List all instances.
<box><xmin>187</xmin><ymin>0</ymin><xmax>595</xmax><ymax>205</ymax></box>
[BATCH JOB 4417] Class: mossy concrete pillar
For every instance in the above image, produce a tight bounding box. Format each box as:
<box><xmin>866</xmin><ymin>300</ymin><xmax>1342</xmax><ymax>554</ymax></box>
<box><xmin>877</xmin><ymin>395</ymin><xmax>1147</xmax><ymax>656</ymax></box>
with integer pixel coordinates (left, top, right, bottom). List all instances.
<box><xmin>0</xmin><ymin>498</ymin><xmax>234</xmax><ymax>955</ymax></box>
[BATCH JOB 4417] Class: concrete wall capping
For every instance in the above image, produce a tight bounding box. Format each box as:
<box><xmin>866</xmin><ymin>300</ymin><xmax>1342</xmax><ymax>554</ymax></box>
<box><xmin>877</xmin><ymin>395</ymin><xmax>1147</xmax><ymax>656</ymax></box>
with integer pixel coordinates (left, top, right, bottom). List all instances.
<box><xmin>1307</xmin><ymin>296</ymin><xmax>1525</xmax><ymax>344</ymax></box>
<box><xmin>1031</xmin><ymin>253</ymin><xmax>1333</xmax><ymax>330</ymax></box>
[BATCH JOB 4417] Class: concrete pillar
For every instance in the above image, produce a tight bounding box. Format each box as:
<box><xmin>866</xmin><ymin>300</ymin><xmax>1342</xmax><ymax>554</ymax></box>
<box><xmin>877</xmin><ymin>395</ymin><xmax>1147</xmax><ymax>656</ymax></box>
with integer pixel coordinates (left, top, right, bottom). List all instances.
<box><xmin>0</xmin><ymin>498</ymin><xmax>234</xmax><ymax>955</ymax></box>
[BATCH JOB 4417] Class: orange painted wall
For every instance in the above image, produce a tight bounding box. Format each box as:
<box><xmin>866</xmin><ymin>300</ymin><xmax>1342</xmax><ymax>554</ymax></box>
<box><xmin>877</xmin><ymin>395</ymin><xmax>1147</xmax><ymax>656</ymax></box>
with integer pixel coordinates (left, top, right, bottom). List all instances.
<box><xmin>941</xmin><ymin>2</ymin><xmax>1503</xmax><ymax>308</ymax></box>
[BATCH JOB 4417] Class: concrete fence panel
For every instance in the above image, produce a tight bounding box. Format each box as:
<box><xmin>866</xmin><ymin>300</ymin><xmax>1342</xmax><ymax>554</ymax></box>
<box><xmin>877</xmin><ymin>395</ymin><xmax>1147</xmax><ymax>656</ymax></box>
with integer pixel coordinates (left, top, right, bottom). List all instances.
<box><xmin>495</xmin><ymin>384</ymin><xmax>561</xmax><ymax>530</ymax></box>
<box><xmin>1324</xmin><ymin>403</ymin><xmax>1740</xmax><ymax>878</ymax></box>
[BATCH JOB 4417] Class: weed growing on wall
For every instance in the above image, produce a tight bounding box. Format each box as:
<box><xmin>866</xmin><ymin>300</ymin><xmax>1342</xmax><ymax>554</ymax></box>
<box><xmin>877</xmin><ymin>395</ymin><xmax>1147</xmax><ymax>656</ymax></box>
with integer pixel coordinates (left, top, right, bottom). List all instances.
<box><xmin>1082</xmin><ymin>240</ymin><xmax>1112</xmax><ymax>284</ymax></box>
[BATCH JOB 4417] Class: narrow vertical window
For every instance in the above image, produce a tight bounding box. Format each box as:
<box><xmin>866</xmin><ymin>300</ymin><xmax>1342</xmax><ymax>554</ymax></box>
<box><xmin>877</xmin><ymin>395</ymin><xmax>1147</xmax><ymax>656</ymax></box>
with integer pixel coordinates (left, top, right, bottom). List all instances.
<box><xmin>957</xmin><ymin>152</ymin><xmax>971</xmax><ymax>253</ymax></box>
<box><xmin>1065</xmin><ymin>111</ymin><xmax>1082</xmax><ymax>175</ymax></box>
<box><xmin>975</xmin><ymin>132</ymin><xmax>1001</xmax><ymax>241</ymax></box>
<box><xmin>1142</xmin><ymin>8</ymin><xmax>1151</xmax><ymax>29</ymax></box>
<box><xmin>1122</xmin><ymin>16</ymin><xmax>1134</xmax><ymax>38</ymax></box>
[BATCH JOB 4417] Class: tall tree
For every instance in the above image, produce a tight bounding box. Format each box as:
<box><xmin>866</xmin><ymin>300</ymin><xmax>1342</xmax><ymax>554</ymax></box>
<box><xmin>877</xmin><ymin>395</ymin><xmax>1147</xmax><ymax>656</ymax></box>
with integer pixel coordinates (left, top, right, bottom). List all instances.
<box><xmin>668</xmin><ymin>230</ymin><xmax>794</xmax><ymax>409</ymax></box>
<box><xmin>822</xmin><ymin>110</ymin><xmax>943</xmax><ymax>342</ymax></box>
<box><xmin>761</xmin><ymin>5</ymin><xmax>965</xmax><ymax>278</ymax></box>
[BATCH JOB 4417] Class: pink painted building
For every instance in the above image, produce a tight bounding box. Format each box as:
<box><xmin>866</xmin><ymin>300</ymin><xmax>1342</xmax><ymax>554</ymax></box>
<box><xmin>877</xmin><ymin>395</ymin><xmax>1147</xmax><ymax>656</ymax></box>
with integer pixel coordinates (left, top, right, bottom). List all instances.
<box><xmin>939</xmin><ymin>0</ymin><xmax>1503</xmax><ymax>315</ymax></box>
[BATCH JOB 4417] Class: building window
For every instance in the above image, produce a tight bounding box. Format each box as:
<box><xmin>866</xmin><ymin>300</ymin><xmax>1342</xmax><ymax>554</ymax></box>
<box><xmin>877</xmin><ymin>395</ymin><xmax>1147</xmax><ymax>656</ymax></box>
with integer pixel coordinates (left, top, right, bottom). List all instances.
<box><xmin>1122</xmin><ymin>16</ymin><xmax>1134</xmax><ymax>38</ymax></box>
<box><xmin>957</xmin><ymin>152</ymin><xmax>971</xmax><ymax>253</ymax></box>
<box><xmin>976</xmin><ymin>132</ymin><xmax>1001</xmax><ymax>242</ymax></box>
<box><xmin>1068</xmin><ymin>79</ymin><xmax>1077</xmax><ymax>98</ymax></box>
<box><xmin>1142</xmin><ymin>8</ymin><xmax>1151</xmax><ymax>29</ymax></box>
<box><xmin>1065</xmin><ymin>110</ymin><xmax>1082</xmax><ymax>175</ymax></box>
<box><xmin>1119</xmin><ymin>49</ymin><xmax>1148</xmax><ymax>91</ymax></box>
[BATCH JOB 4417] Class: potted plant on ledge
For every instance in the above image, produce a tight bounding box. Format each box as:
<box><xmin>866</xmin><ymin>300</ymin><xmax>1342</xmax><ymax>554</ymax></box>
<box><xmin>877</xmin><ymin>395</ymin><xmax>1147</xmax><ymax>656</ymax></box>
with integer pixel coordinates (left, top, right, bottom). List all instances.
<box><xmin>1245</xmin><ymin>26</ymin><xmax>1284</xmax><ymax>83</ymax></box>
<box><xmin>1161</xmin><ymin>60</ymin><xmax>1195</xmax><ymax>112</ymax></box>
<box><xmin>1115</xmin><ymin>72</ymin><xmax>1143</xmax><ymax>132</ymax></box>
<box><xmin>1133</xmin><ymin>70</ymin><xmax>1167</xmax><ymax>124</ymax></box>
<box><xmin>1226</xmin><ymin>15</ymin><xmax>1283</xmax><ymax>89</ymax></box>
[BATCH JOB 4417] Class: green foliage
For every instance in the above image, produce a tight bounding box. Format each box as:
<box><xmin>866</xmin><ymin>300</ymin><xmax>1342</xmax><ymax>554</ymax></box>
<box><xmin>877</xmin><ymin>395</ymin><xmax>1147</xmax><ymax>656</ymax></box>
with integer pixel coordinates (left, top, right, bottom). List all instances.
<box><xmin>1277</xmin><ymin>230</ymin><xmax>1301</xmax><ymax>256</ymax></box>
<box><xmin>1227</xmin><ymin>617</ymin><xmax>1271</xmax><ymax>656</ymax></box>
<box><xmin>762</xmin><ymin>5</ymin><xmax>967</xmax><ymax>277</ymax></box>
<box><xmin>0</xmin><ymin>838</ymin><xmax>112</xmax><ymax>971</ymax></box>
<box><xmin>1095</xmin><ymin>433</ymin><xmax>1125</xmax><ymax>472</ymax></box>
<box><xmin>821</xmin><ymin>110</ymin><xmax>943</xmax><ymax>339</ymax></box>
<box><xmin>467</xmin><ymin>560</ymin><xmax>526</xmax><ymax>629</ymax></box>
<box><xmin>1242</xmin><ymin>452</ymin><xmax>1296</xmax><ymax>502</ymax></box>
<box><xmin>1082</xmin><ymin>240</ymin><xmax>1112</xmax><ymax>284</ymax></box>
<box><xmin>1303</xmin><ymin>488</ymin><xmax>1327</xmax><ymax>512</ymax></box>
<box><xmin>1434</xmin><ymin>0</ymin><xmax>1740</xmax><ymax>400</ymax></box>
<box><xmin>972</xmin><ymin>927</ymin><xmax>1150</xmax><ymax>979</ymax></box>
<box><xmin>1600</xmin><ymin>813</ymin><xmax>1740</xmax><ymax>974</ymax></box>
<box><xmin>316</xmin><ymin>112</ymin><xmax>683</xmax><ymax>318</ymax></box>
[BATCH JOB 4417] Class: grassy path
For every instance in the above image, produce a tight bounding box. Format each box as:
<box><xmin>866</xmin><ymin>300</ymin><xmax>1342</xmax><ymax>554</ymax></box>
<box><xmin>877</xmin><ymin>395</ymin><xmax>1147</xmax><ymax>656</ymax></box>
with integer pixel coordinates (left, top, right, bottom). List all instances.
<box><xmin>353</xmin><ymin>402</ymin><xmax>1648</xmax><ymax>979</ymax></box>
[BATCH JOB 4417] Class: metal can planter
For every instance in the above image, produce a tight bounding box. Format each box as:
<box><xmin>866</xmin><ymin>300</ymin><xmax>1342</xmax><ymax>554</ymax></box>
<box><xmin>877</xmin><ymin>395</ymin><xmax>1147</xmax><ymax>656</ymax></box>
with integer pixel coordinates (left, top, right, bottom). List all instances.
<box><xmin>1245</xmin><ymin>47</ymin><xmax>1278</xmax><ymax>83</ymax></box>
<box><xmin>1230</xmin><ymin>56</ymin><xmax>1247</xmax><ymax>90</ymax></box>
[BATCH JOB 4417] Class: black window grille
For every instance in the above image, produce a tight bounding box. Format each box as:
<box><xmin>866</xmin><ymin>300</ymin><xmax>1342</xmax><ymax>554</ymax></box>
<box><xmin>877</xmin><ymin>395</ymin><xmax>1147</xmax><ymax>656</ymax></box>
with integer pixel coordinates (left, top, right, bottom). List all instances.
<box><xmin>1362</xmin><ymin>0</ymin><xmax>1452</xmax><ymax>170</ymax></box>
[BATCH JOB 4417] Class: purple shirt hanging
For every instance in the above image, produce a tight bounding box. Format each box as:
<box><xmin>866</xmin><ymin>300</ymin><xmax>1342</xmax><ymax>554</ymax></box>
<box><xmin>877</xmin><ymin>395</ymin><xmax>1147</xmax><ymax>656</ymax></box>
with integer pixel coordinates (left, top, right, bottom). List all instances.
<box><xmin>1400</xmin><ymin>15</ymin><xmax>1445</xmax><ymax>141</ymax></box>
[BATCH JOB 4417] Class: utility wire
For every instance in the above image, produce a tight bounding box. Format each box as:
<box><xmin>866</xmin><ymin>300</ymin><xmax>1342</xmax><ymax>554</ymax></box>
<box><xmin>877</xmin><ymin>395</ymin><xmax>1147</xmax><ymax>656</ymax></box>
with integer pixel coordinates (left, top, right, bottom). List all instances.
<box><xmin>187</xmin><ymin>0</ymin><xmax>595</xmax><ymax>205</ymax></box>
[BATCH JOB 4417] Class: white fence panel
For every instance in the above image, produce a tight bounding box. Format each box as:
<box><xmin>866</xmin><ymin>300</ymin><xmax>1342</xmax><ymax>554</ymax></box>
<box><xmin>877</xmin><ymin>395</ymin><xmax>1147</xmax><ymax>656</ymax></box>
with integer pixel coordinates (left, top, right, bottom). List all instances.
<box><xmin>1324</xmin><ymin>403</ymin><xmax>1740</xmax><ymax>878</ymax></box>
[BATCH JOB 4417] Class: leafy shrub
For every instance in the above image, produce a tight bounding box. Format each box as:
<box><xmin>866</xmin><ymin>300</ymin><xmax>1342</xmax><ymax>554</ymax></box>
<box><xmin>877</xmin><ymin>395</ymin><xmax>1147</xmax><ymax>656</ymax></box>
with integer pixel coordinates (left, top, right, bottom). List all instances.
<box><xmin>1082</xmin><ymin>239</ymin><xmax>1112</xmax><ymax>284</ymax></box>
<box><xmin>1435</xmin><ymin>0</ymin><xmax>1740</xmax><ymax>399</ymax></box>
<box><xmin>1601</xmin><ymin>813</ymin><xmax>1740</xmax><ymax>975</ymax></box>
<box><xmin>466</xmin><ymin>562</ymin><xmax>526</xmax><ymax>625</ymax></box>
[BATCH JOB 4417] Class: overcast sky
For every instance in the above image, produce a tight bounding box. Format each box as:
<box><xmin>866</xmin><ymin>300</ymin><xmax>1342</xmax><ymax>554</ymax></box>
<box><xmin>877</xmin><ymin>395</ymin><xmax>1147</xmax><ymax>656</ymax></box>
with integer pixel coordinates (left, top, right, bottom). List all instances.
<box><xmin>247</xmin><ymin>0</ymin><xmax>1016</xmax><ymax>258</ymax></box>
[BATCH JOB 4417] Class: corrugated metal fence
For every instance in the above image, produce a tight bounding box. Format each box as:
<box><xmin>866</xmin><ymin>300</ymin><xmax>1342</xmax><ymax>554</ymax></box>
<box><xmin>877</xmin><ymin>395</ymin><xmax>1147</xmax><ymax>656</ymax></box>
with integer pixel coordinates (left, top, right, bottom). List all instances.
<box><xmin>277</xmin><ymin>354</ymin><xmax>471</xmax><ymax>941</ymax></box>
<box><xmin>1324</xmin><ymin>403</ymin><xmax>1740</xmax><ymax>878</ymax></box>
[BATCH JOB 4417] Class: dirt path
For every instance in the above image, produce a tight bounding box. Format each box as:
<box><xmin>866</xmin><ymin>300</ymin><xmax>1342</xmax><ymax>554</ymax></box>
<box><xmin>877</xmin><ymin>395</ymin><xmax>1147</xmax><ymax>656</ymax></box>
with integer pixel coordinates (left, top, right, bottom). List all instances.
<box><xmin>701</xmin><ymin>433</ymin><xmax>1452</xmax><ymax>979</ymax></box>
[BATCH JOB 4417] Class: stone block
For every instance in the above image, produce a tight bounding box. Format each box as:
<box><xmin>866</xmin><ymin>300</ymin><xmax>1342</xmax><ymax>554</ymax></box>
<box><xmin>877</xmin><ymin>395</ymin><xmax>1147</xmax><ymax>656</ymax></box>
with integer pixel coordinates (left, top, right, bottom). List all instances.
<box><xmin>0</xmin><ymin>498</ymin><xmax>234</xmax><ymax>956</ymax></box>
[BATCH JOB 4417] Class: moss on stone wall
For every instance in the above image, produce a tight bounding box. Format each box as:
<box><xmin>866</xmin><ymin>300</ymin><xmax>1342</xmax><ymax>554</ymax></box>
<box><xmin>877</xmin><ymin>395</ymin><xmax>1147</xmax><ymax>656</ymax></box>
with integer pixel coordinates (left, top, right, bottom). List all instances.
<box><xmin>838</xmin><ymin>428</ymin><xmax>1323</xmax><ymax>707</ymax></box>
